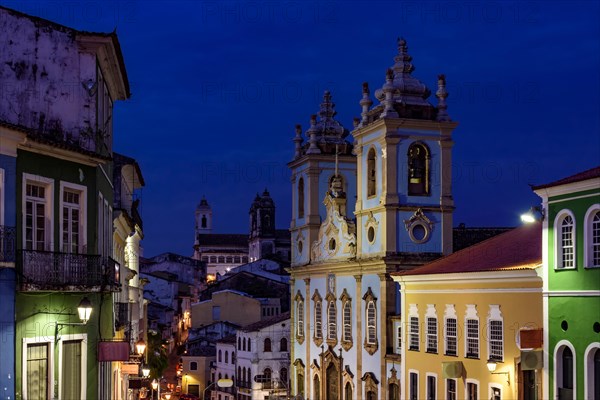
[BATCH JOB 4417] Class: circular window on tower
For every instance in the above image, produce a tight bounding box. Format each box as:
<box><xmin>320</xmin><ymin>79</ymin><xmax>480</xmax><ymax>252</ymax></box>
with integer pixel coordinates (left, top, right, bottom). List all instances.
<box><xmin>367</xmin><ymin>226</ymin><xmax>376</xmax><ymax>244</ymax></box>
<box><xmin>408</xmin><ymin>221</ymin><xmax>431</xmax><ymax>244</ymax></box>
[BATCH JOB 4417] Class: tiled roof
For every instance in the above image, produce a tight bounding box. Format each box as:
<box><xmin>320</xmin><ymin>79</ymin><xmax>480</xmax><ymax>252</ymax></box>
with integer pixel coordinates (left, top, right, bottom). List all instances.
<box><xmin>241</xmin><ymin>311</ymin><xmax>291</xmax><ymax>332</ymax></box>
<box><xmin>395</xmin><ymin>221</ymin><xmax>541</xmax><ymax>276</ymax></box>
<box><xmin>217</xmin><ymin>334</ymin><xmax>237</xmax><ymax>344</ymax></box>
<box><xmin>533</xmin><ymin>166</ymin><xmax>600</xmax><ymax>190</ymax></box>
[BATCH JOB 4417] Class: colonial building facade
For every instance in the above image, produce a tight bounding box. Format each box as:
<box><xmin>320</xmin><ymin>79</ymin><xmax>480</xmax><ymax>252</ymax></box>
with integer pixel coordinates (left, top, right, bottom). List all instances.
<box><xmin>533</xmin><ymin>166</ymin><xmax>600</xmax><ymax>400</ymax></box>
<box><xmin>289</xmin><ymin>38</ymin><xmax>457</xmax><ymax>400</ymax></box>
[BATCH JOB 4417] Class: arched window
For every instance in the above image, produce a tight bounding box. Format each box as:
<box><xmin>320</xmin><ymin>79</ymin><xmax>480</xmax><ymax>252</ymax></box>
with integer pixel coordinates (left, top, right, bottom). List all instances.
<box><xmin>343</xmin><ymin>301</ymin><xmax>352</xmax><ymax>342</ymax></box>
<box><xmin>367</xmin><ymin>148</ymin><xmax>376</xmax><ymax>197</ymax></box>
<box><xmin>298</xmin><ymin>178</ymin><xmax>305</xmax><ymax>218</ymax></box>
<box><xmin>314</xmin><ymin>375</ymin><xmax>321</xmax><ymax>400</ymax></box>
<box><xmin>562</xmin><ymin>347</ymin><xmax>574</xmax><ymax>391</ymax></box>
<box><xmin>225</xmin><ymin>351</ymin><xmax>228</xmax><ymax>363</ymax></box>
<box><xmin>231</xmin><ymin>351</ymin><xmax>235</xmax><ymax>364</ymax></box>
<box><xmin>407</xmin><ymin>142</ymin><xmax>430</xmax><ymax>196</ymax></box>
<box><xmin>190</xmin><ymin>361</ymin><xmax>198</xmax><ymax>371</ymax></box>
<box><xmin>315</xmin><ymin>300</ymin><xmax>323</xmax><ymax>339</ymax></box>
<box><xmin>264</xmin><ymin>338</ymin><xmax>272</xmax><ymax>352</ymax></box>
<box><xmin>264</xmin><ymin>368</ymin><xmax>272</xmax><ymax>389</ymax></box>
<box><xmin>201</xmin><ymin>215</ymin><xmax>207</xmax><ymax>228</ymax></box>
<box><xmin>238</xmin><ymin>337</ymin><xmax>241</xmax><ymax>350</ymax></box>
<box><xmin>327</xmin><ymin>301</ymin><xmax>337</xmax><ymax>340</ymax></box>
<box><xmin>218</xmin><ymin>256</ymin><xmax>225</xmax><ymax>263</ymax></box>
<box><xmin>584</xmin><ymin>207</ymin><xmax>600</xmax><ymax>268</ymax></box>
<box><xmin>280</xmin><ymin>337</ymin><xmax>288</xmax><ymax>352</ymax></box>
<box><xmin>297</xmin><ymin>371</ymin><xmax>304</xmax><ymax>398</ymax></box>
<box><xmin>237</xmin><ymin>366</ymin><xmax>241</xmax><ymax>385</ymax></box>
<box><xmin>345</xmin><ymin>382</ymin><xmax>353</xmax><ymax>400</ymax></box>
<box><xmin>366</xmin><ymin>301</ymin><xmax>376</xmax><ymax>344</ymax></box>
<box><xmin>557</xmin><ymin>213</ymin><xmax>575</xmax><ymax>269</ymax></box>
<box><xmin>243</xmin><ymin>338</ymin><xmax>246</xmax><ymax>351</ymax></box>
<box><xmin>280</xmin><ymin>367</ymin><xmax>288</xmax><ymax>387</ymax></box>
<box><xmin>593</xmin><ymin>348</ymin><xmax>600</xmax><ymax>399</ymax></box>
<box><xmin>248</xmin><ymin>339</ymin><xmax>251</xmax><ymax>352</ymax></box>
<box><xmin>297</xmin><ymin>299</ymin><xmax>305</xmax><ymax>338</ymax></box>
<box><xmin>389</xmin><ymin>383</ymin><xmax>399</xmax><ymax>400</ymax></box>
<box><xmin>218</xmin><ymin>349</ymin><xmax>222</xmax><ymax>362</ymax></box>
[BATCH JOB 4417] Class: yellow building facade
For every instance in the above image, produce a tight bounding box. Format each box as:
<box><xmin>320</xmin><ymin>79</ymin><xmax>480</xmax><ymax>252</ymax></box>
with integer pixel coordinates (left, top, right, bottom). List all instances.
<box><xmin>393</xmin><ymin>222</ymin><xmax>544</xmax><ymax>400</ymax></box>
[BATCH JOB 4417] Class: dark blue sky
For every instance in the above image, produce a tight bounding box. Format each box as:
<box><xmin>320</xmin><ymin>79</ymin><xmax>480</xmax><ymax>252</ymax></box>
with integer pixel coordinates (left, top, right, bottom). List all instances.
<box><xmin>7</xmin><ymin>1</ymin><xmax>600</xmax><ymax>257</ymax></box>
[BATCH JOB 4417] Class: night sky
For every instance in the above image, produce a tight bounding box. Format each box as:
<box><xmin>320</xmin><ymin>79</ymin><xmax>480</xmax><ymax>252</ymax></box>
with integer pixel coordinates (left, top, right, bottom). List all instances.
<box><xmin>5</xmin><ymin>1</ymin><xmax>599</xmax><ymax>257</ymax></box>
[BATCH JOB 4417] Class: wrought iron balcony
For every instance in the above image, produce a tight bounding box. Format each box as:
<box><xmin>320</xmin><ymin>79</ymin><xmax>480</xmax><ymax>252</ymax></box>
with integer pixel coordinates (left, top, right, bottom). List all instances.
<box><xmin>0</xmin><ymin>225</ymin><xmax>16</xmax><ymax>262</ymax></box>
<box><xmin>18</xmin><ymin>249</ymin><xmax>120</xmax><ymax>292</ymax></box>
<box><xmin>115</xmin><ymin>302</ymin><xmax>130</xmax><ymax>330</ymax></box>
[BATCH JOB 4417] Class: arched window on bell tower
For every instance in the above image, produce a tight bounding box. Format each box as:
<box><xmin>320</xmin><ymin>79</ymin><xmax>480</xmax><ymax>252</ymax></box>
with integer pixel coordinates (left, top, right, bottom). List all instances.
<box><xmin>367</xmin><ymin>148</ymin><xmax>376</xmax><ymax>197</ymax></box>
<box><xmin>407</xmin><ymin>142</ymin><xmax>430</xmax><ymax>196</ymax></box>
<box><xmin>201</xmin><ymin>214</ymin><xmax>207</xmax><ymax>228</ymax></box>
<box><xmin>298</xmin><ymin>177</ymin><xmax>304</xmax><ymax>218</ymax></box>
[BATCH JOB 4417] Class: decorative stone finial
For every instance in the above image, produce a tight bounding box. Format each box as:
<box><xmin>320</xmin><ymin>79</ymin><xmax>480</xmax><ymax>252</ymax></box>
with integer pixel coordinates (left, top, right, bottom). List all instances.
<box><xmin>381</xmin><ymin>69</ymin><xmax>398</xmax><ymax>118</ymax></box>
<box><xmin>436</xmin><ymin>74</ymin><xmax>450</xmax><ymax>122</ymax></box>
<box><xmin>359</xmin><ymin>82</ymin><xmax>373</xmax><ymax>126</ymax></box>
<box><xmin>306</xmin><ymin>114</ymin><xmax>321</xmax><ymax>154</ymax></box>
<box><xmin>293</xmin><ymin>123</ymin><xmax>303</xmax><ymax>159</ymax></box>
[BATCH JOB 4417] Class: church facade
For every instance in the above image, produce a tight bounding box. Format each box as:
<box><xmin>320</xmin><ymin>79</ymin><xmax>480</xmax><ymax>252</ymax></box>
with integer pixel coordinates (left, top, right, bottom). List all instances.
<box><xmin>288</xmin><ymin>38</ymin><xmax>457</xmax><ymax>400</ymax></box>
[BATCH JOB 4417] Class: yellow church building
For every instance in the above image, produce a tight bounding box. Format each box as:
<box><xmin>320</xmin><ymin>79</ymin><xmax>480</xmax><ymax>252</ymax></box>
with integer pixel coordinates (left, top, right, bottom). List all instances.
<box><xmin>393</xmin><ymin>222</ymin><xmax>544</xmax><ymax>400</ymax></box>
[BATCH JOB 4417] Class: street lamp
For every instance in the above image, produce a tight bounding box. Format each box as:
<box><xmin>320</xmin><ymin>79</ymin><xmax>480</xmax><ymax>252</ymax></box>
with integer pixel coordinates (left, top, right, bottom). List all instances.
<box><xmin>520</xmin><ymin>206</ymin><xmax>544</xmax><ymax>223</ymax></box>
<box><xmin>55</xmin><ymin>297</ymin><xmax>93</xmax><ymax>341</ymax></box>
<box><xmin>152</xmin><ymin>379</ymin><xmax>160</xmax><ymax>400</ymax></box>
<box><xmin>486</xmin><ymin>360</ymin><xmax>510</xmax><ymax>385</ymax></box>
<box><xmin>136</xmin><ymin>338</ymin><xmax>147</xmax><ymax>356</ymax></box>
<box><xmin>142</xmin><ymin>365</ymin><xmax>151</xmax><ymax>378</ymax></box>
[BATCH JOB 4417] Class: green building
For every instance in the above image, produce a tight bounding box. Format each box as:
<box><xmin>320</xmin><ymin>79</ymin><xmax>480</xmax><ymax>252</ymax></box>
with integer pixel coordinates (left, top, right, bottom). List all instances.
<box><xmin>533</xmin><ymin>166</ymin><xmax>600</xmax><ymax>400</ymax></box>
<box><xmin>0</xmin><ymin>5</ymin><xmax>132</xmax><ymax>399</ymax></box>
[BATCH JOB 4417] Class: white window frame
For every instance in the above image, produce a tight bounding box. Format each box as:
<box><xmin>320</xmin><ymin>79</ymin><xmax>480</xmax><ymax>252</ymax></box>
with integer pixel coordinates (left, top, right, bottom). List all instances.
<box><xmin>554</xmin><ymin>340</ymin><xmax>576</xmax><ymax>399</ymax></box>
<box><xmin>408</xmin><ymin>370</ymin><xmax>419</xmax><ymax>400</ymax></box>
<box><xmin>22</xmin><ymin>336</ymin><xmax>55</xmax><ymax>400</ymax></box>
<box><xmin>426</xmin><ymin>373</ymin><xmax>437</xmax><ymax>400</ymax></box>
<box><xmin>444</xmin><ymin>304</ymin><xmax>458</xmax><ymax>356</ymax></box>
<box><xmin>487</xmin><ymin>305</ymin><xmax>504</xmax><ymax>362</ymax></box>
<box><xmin>297</xmin><ymin>300</ymin><xmax>304</xmax><ymax>338</ymax></box>
<box><xmin>465</xmin><ymin>378</ymin><xmax>480</xmax><ymax>400</ymax></box>
<box><xmin>465</xmin><ymin>305</ymin><xmax>479</xmax><ymax>359</ymax></box>
<box><xmin>59</xmin><ymin>181</ymin><xmax>87</xmax><ymax>254</ymax></box>
<box><xmin>57</xmin><ymin>333</ymin><xmax>88</xmax><ymax>400</ymax></box>
<box><xmin>23</xmin><ymin>173</ymin><xmax>54</xmax><ymax>251</ymax></box>
<box><xmin>366</xmin><ymin>300</ymin><xmax>376</xmax><ymax>345</ymax></box>
<box><xmin>342</xmin><ymin>300</ymin><xmax>352</xmax><ymax>342</ymax></box>
<box><xmin>489</xmin><ymin>383</ymin><xmax>502</xmax><ymax>400</ymax></box>
<box><xmin>409</xmin><ymin>304</ymin><xmax>419</xmax><ymax>351</ymax></box>
<box><xmin>327</xmin><ymin>300</ymin><xmax>337</xmax><ymax>340</ymax></box>
<box><xmin>425</xmin><ymin>304</ymin><xmax>437</xmax><ymax>353</ymax></box>
<box><xmin>314</xmin><ymin>300</ymin><xmax>322</xmax><ymax>339</ymax></box>
<box><xmin>584</xmin><ymin>204</ymin><xmax>600</xmax><ymax>268</ymax></box>
<box><xmin>554</xmin><ymin>210</ymin><xmax>577</xmax><ymax>269</ymax></box>
<box><xmin>445</xmin><ymin>378</ymin><xmax>457</xmax><ymax>400</ymax></box>
<box><xmin>395</xmin><ymin>322</ymin><xmax>402</xmax><ymax>354</ymax></box>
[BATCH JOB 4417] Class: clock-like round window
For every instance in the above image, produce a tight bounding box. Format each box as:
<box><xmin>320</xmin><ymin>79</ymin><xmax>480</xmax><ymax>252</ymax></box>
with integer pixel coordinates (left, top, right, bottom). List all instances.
<box><xmin>408</xmin><ymin>221</ymin><xmax>431</xmax><ymax>244</ymax></box>
<box><xmin>367</xmin><ymin>226</ymin><xmax>375</xmax><ymax>243</ymax></box>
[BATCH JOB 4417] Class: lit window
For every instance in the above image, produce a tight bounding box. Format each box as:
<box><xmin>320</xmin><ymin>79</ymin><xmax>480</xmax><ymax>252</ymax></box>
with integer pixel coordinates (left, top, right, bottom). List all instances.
<box><xmin>327</xmin><ymin>301</ymin><xmax>337</xmax><ymax>340</ymax></box>
<box><xmin>343</xmin><ymin>301</ymin><xmax>352</xmax><ymax>342</ymax></box>
<box><xmin>366</xmin><ymin>301</ymin><xmax>376</xmax><ymax>345</ymax></box>
<box><xmin>407</xmin><ymin>142</ymin><xmax>430</xmax><ymax>196</ymax></box>
<box><xmin>488</xmin><ymin>319</ymin><xmax>503</xmax><ymax>361</ymax></box>
<box><xmin>560</xmin><ymin>215</ymin><xmax>575</xmax><ymax>268</ymax></box>
<box><xmin>315</xmin><ymin>301</ymin><xmax>322</xmax><ymax>339</ymax></box>
<box><xmin>296</xmin><ymin>298</ymin><xmax>304</xmax><ymax>339</ymax></box>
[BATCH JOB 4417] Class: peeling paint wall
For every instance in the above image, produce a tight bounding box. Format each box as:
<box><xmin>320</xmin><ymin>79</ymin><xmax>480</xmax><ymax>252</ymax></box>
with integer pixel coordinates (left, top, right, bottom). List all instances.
<box><xmin>0</xmin><ymin>8</ymin><xmax>97</xmax><ymax>147</ymax></box>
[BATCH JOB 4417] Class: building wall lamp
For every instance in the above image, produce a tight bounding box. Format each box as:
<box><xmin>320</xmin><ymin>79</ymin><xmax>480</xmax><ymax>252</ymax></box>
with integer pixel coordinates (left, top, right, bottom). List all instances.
<box><xmin>486</xmin><ymin>360</ymin><xmax>510</xmax><ymax>385</ymax></box>
<box><xmin>520</xmin><ymin>206</ymin><xmax>545</xmax><ymax>223</ymax></box>
<box><xmin>54</xmin><ymin>297</ymin><xmax>93</xmax><ymax>341</ymax></box>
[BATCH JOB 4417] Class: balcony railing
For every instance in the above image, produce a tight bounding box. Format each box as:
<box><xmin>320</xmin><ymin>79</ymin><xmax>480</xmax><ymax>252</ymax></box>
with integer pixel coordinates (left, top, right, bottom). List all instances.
<box><xmin>0</xmin><ymin>225</ymin><xmax>16</xmax><ymax>262</ymax></box>
<box><xmin>18</xmin><ymin>249</ymin><xmax>120</xmax><ymax>292</ymax></box>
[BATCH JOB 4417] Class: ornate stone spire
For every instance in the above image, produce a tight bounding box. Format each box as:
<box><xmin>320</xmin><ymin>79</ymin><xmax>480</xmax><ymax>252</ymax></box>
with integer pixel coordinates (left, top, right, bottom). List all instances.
<box><xmin>370</xmin><ymin>38</ymin><xmax>435</xmax><ymax>121</ymax></box>
<box><xmin>436</xmin><ymin>74</ymin><xmax>450</xmax><ymax>122</ymax></box>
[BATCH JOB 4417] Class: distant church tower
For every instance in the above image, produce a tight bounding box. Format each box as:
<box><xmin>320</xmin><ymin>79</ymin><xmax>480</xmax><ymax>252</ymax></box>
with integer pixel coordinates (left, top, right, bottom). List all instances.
<box><xmin>289</xmin><ymin>38</ymin><xmax>458</xmax><ymax>400</ymax></box>
<box><xmin>195</xmin><ymin>197</ymin><xmax>212</xmax><ymax>235</ymax></box>
<box><xmin>248</xmin><ymin>189</ymin><xmax>276</xmax><ymax>261</ymax></box>
<box><xmin>288</xmin><ymin>90</ymin><xmax>356</xmax><ymax>266</ymax></box>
